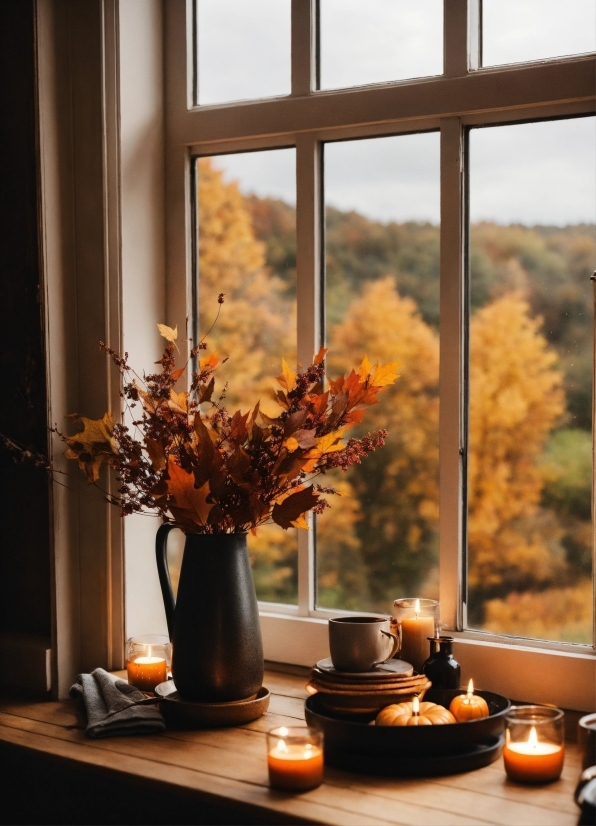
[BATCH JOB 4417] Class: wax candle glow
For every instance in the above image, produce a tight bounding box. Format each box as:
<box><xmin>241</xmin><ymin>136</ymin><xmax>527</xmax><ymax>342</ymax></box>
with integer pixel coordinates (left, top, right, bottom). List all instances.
<box><xmin>394</xmin><ymin>598</ymin><xmax>439</xmax><ymax>673</ymax></box>
<box><xmin>125</xmin><ymin>635</ymin><xmax>171</xmax><ymax>693</ymax></box>
<box><xmin>267</xmin><ymin>726</ymin><xmax>324</xmax><ymax>791</ymax></box>
<box><xmin>503</xmin><ymin>706</ymin><xmax>565</xmax><ymax>784</ymax></box>
<box><xmin>449</xmin><ymin>679</ymin><xmax>490</xmax><ymax>722</ymax></box>
<box><xmin>126</xmin><ymin>644</ymin><xmax>167</xmax><ymax>692</ymax></box>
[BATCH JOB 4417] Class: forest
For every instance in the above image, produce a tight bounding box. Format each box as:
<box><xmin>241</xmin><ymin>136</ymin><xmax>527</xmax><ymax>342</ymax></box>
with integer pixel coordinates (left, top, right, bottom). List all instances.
<box><xmin>197</xmin><ymin>158</ymin><xmax>595</xmax><ymax>644</ymax></box>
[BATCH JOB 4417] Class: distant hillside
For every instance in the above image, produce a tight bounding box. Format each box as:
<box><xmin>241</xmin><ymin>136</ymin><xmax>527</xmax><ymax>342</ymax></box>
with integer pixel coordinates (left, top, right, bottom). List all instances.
<box><xmin>246</xmin><ymin>196</ymin><xmax>595</xmax><ymax>429</ymax></box>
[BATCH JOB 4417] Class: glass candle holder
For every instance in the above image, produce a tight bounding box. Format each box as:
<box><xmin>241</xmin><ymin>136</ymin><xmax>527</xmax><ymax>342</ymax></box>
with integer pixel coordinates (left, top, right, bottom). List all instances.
<box><xmin>392</xmin><ymin>598</ymin><xmax>439</xmax><ymax>673</ymax></box>
<box><xmin>126</xmin><ymin>634</ymin><xmax>171</xmax><ymax>693</ymax></box>
<box><xmin>504</xmin><ymin>705</ymin><xmax>565</xmax><ymax>784</ymax></box>
<box><xmin>267</xmin><ymin>726</ymin><xmax>324</xmax><ymax>791</ymax></box>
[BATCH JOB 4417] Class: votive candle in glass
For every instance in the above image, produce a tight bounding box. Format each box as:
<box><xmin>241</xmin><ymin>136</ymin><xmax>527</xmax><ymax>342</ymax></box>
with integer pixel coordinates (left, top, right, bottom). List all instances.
<box><xmin>393</xmin><ymin>598</ymin><xmax>439</xmax><ymax>673</ymax></box>
<box><xmin>267</xmin><ymin>726</ymin><xmax>324</xmax><ymax>791</ymax></box>
<box><xmin>504</xmin><ymin>705</ymin><xmax>565</xmax><ymax>784</ymax></box>
<box><xmin>126</xmin><ymin>634</ymin><xmax>171</xmax><ymax>692</ymax></box>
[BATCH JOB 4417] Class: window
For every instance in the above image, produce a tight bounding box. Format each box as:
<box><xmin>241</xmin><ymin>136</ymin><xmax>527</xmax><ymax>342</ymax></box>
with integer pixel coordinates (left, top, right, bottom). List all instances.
<box><xmin>38</xmin><ymin>0</ymin><xmax>596</xmax><ymax>709</ymax></box>
<box><xmin>159</xmin><ymin>1</ymin><xmax>596</xmax><ymax>708</ymax></box>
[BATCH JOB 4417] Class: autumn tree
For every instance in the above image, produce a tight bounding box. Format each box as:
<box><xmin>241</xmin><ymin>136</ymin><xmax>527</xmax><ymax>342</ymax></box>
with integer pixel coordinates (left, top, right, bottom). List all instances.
<box><xmin>467</xmin><ymin>292</ymin><xmax>566</xmax><ymax>610</ymax></box>
<box><xmin>322</xmin><ymin>277</ymin><xmax>440</xmax><ymax>609</ymax></box>
<box><xmin>197</xmin><ymin>159</ymin><xmax>296</xmax><ymax>414</ymax></box>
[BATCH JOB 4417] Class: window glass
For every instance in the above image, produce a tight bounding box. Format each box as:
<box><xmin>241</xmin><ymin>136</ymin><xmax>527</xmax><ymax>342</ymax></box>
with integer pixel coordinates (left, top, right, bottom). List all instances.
<box><xmin>467</xmin><ymin>117</ymin><xmax>596</xmax><ymax>643</ymax></box>
<box><xmin>195</xmin><ymin>148</ymin><xmax>298</xmax><ymax>604</ymax></box>
<box><xmin>482</xmin><ymin>0</ymin><xmax>596</xmax><ymax>67</ymax></box>
<box><xmin>317</xmin><ymin>133</ymin><xmax>440</xmax><ymax>613</ymax></box>
<box><xmin>319</xmin><ymin>0</ymin><xmax>443</xmax><ymax>90</ymax></box>
<box><xmin>197</xmin><ymin>0</ymin><xmax>291</xmax><ymax>105</ymax></box>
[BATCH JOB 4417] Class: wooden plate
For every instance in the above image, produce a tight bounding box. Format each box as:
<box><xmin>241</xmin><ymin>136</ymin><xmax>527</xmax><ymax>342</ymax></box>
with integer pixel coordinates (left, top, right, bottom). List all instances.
<box><xmin>154</xmin><ymin>681</ymin><xmax>270</xmax><ymax>728</ymax></box>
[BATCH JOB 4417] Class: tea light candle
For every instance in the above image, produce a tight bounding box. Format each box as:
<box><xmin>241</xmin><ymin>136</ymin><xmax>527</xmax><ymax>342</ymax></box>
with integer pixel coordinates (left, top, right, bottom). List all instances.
<box><xmin>126</xmin><ymin>645</ymin><xmax>167</xmax><ymax>692</ymax></box>
<box><xmin>504</xmin><ymin>726</ymin><xmax>564</xmax><ymax>783</ymax></box>
<box><xmin>267</xmin><ymin>727</ymin><xmax>324</xmax><ymax>791</ymax></box>
<box><xmin>449</xmin><ymin>679</ymin><xmax>490</xmax><ymax>722</ymax></box>
<box><xmin>503</xmin><ymin>705</ymin><xmax>565</xmax><ymax>784</ymax></box>
<box><xmin>399</xmin><ymin>599</ymin><xmax>436</xmax><ymax>673</ymax></box>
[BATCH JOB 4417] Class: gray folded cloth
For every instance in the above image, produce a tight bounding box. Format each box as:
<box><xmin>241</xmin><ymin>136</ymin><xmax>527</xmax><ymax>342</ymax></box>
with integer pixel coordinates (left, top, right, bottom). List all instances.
<box><xmin>70</xmin><ymin>668</ymin><xmax>166</xmax><ymax>738</ymax></box>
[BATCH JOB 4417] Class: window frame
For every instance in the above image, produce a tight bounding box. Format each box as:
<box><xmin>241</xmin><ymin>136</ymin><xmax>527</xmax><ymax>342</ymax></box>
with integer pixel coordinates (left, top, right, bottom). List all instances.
<box><xmin>162</xmin><ymin>0</ymin><xmax>596</xmax><ymax>710</ymax></box>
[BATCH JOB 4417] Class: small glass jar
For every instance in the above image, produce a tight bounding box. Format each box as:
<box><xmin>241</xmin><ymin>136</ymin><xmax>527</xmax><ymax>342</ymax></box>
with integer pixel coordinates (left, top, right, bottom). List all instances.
<box><xmin>267</xmin><ymin>726</ymin><xmax>324</xmax><ymax>791</ymax></box>
<box><xmin>422</xmin><ymin>636</ymin><xmax>461</xmax><ymax>688</ymax></box>
<box><xmin>392</xmin><ymin>598</ymin><xmax>439</xmax><ymax>673</ymax></box>
<box><xmin>126</xmin><ymin>634</ymin><xmax>172</xmax><ymax>693</ymax></box>
<box><xmin>504</xmin><ymin>705</ymin><xmax>565</xmax><ymax>784</ymax></box>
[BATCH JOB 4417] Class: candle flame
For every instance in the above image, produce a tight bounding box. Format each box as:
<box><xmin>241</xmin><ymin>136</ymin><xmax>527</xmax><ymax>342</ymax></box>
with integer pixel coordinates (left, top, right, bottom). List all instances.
<box><xmin>275</xmin><ymin>738</ymin><xmax>289</xmax><ymax>754</ymax></box>
<box><xmin>528</xmin><ymin>726</ymin><xmax>538</xmax><ymax>749</ymax></box>
<box><xmin>412</xmin><ymin>696</ymin><xmax>420</xmax><ymax>715</ymax></box>
<box><xmin>414</xmin><ymin>599</ymin><xmax>420</xmax><ymax>615</ymax></box>
<box><xmin>467</xmin><ymin>678</ymin><xmax>474</xmax><ymax>696</ymax></box>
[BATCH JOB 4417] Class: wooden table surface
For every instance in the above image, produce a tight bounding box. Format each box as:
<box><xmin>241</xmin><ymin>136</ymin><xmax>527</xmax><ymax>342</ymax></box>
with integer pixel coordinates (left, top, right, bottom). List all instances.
<box><xmin>0</xmin><ymin>669</ymin><xmax>583</xmax><ymax>825</ymax></box>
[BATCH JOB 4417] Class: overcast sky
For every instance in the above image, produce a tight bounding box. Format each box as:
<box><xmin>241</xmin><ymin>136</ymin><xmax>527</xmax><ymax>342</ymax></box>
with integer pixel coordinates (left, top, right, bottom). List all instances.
<box><xmin>199</xmin><ymin>0</ymin><xmax>595</xmax><ymax>226</ymax></box>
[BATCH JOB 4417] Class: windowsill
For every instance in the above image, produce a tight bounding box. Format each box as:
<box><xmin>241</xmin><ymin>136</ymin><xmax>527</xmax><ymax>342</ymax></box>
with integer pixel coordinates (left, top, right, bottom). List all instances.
<box><xmin>0</xmin><ymin>667</ymin><xmax>585</xmax><ymax>826</ymax></box>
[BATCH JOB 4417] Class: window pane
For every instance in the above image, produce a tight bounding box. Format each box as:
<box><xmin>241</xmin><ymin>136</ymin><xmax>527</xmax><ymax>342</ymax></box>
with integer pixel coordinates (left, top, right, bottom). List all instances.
<box><xmin>317</xmin><ymin>133</ymin><xmax>440</xmax><ymax>613</ymax></box>
<box><xmin>482</xmin><ymin>0</ymin><xmax>596</xmax><ymax>67</ymax></box>
<box><xmin>197</xmin><ymin>0</ymin><xmax>291</xmax><ymax>105</ymax></box>
<box><xmin>467</xmin><ymin>117</ymin><xmax>596</xmax><ymax>644</ymax></box>
<box><xmin>319</xmin><ymin>0</ymin><xmax>443</xmax><ymax>90</ymax></box>
<box><xmin>195</xmin><ymin>149</ymin><xmax>298</xmax><ymax>604</ymax></box>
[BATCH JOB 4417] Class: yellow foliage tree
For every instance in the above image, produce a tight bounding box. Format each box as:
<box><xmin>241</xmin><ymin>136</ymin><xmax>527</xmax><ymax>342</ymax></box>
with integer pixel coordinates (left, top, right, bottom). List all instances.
<box><xmin>324</xmin><ymin>277</ymin><xmax>440</xmax><ymax>607</ymax></box>
<box><xmin>468</xmin><ymin>292</ymin><xmax>566</xmax><ymax>599</ymax></box>
<box><xmin>197</xmin><ymin>159</ymin><xmax>296</xmax><ymax>413</ymax></box>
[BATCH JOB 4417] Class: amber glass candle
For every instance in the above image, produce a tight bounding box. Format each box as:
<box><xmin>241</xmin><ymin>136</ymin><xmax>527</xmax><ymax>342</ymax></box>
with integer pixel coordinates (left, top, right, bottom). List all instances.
<box><xmin>393</xmin><ymin>598</ymin><xmax>439</xmax><ymax>673</ymax></box>
<box><xmin>126</xmin><ymin>635</ymin><xmax>171</xmax><ymax>693</ymax></box>
<box><xmin>267</xmin><ymin>727</ymin><xmax>324</xmax><ymax>791</ymax></box>
<box><xmin>504</xmin><ymin>706</ymin><xmax>564</xmax><ymax>784</ymax></box>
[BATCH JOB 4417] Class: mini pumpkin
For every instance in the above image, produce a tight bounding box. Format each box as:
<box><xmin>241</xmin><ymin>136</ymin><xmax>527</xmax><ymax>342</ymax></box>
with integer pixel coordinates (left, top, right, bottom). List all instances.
<box><xmin>376</xmin><ymin>699</ymin><xmax>456</xmax><ymax>726</ymax></box>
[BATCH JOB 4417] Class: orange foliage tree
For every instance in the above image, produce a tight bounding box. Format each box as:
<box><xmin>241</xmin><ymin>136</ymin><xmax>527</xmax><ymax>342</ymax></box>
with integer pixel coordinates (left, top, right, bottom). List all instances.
<box><xmin>322</xmin><ymin>277</ymin><xmax>440</xmax><ymax>607</ymax></box>
<box><xmin>467</xmin><ymin>292</ymin><xmax>566</xmax><ymax>605</ymax></box>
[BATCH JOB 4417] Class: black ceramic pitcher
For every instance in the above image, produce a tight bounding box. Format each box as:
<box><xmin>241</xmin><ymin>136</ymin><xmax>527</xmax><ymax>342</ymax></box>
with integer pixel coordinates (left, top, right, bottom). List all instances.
<box><xmin>156</xmin><ymin>525</ymin><xmax>264</xmax><ymax>702</ymax></box>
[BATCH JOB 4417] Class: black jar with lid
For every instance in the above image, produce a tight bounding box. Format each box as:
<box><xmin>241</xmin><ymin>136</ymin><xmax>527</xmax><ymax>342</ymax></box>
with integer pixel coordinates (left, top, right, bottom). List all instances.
<box><xmin>422</xmin><ymin>636</ymin><xmax>461</xmax><ymax>689</ymax></box>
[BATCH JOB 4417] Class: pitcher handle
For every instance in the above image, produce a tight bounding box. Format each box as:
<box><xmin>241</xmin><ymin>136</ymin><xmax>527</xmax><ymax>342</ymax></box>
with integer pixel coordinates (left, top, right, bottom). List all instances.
<box><xmin>156</xmin><ymin>522</ymin><xmax>177</xmax><ymax>640</ymax></box>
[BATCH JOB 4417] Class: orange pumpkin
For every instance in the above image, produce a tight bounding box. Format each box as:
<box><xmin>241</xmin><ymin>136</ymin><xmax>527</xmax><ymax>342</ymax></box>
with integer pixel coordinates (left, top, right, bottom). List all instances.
<box><xmin>449</xmin><ymin>680</ymin><xmax>490</xmax><ymax>722</ymax></box>
<box><xmin>376</xmin><ymin>700</ymin><xmax>456</xmax><ymax>727</ymax></box>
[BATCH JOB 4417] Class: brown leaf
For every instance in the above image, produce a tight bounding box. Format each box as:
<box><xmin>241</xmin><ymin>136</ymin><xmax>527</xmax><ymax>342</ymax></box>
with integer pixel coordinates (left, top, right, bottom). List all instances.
<box><xmin>283</xmin><ymin>409</ymin><xmax>308</xmax><ymax>436</ymax></box>
<box><xmin>198</xmin><ymin>376</ymin><xmax>215</xmax><ymax>404</ymax></box>
<box><xmin>272</xmin><ymin>485</ymin><xmax>319</xmax><ymax>529</ymax></box>
<box><xmin>145</xmin><ymin>437</ymin><xmax>166</xmax><ymax>471</ymax></box>
<box><xmin>229</xmin><ymin>410</ymin><xmax>249</xmax><ymax>444</ymax></box>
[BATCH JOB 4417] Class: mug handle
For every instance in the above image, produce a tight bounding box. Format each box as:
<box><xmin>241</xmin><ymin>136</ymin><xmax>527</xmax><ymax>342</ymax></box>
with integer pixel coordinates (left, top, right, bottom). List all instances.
<box><xmin>373</xmin><ymin>630</ymin><xmax>400</xmax><ymax>666</ymax></box>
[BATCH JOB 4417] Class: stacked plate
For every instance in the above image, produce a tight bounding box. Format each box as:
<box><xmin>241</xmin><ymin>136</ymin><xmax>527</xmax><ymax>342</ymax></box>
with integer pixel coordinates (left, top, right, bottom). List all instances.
<box><xmin>307</xmin><ymin>658</ymin><xmax>431</xmax><ymax>716</ymax></box>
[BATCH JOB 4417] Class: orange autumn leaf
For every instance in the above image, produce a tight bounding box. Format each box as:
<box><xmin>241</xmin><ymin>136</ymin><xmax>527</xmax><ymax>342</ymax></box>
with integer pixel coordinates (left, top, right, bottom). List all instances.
<box><xmin>200</xmin><ymin>352</ymin><xmax>219</xmax><ymax>370</ymax></box>
<box><xmin>156</xmin><ymin>456</ymin><xmax>213</xmax><ymax>527</ymax></box>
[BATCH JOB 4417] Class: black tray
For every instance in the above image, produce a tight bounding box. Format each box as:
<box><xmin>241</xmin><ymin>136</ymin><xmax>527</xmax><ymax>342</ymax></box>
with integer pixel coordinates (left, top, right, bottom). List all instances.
<box><xmin>305</xmin><ymin>687</ymin><xmax>510</xmax><ymax>776</ymax></box>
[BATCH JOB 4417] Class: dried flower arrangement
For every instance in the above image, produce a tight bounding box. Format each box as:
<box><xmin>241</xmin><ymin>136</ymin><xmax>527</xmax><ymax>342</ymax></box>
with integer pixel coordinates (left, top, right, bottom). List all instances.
<box><xmin>4</xmin><ymin>303</ymin><xmax>398</xmax><ymax>535</ymax></box>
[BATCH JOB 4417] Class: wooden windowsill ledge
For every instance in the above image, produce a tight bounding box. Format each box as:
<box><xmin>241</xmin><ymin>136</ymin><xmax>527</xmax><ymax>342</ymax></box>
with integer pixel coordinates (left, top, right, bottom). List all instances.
<box><xmin>0</xmin><ymin>668</ymin><xmax>583</xmax><ymax>825</ymax></box>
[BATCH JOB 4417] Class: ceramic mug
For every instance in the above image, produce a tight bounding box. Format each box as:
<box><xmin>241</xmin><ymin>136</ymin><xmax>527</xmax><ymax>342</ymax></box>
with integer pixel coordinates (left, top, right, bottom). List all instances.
<box><xmin>328</xmin><ymin>616</ymin><xmax>400</xmax><ymax>672</ymax></box>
